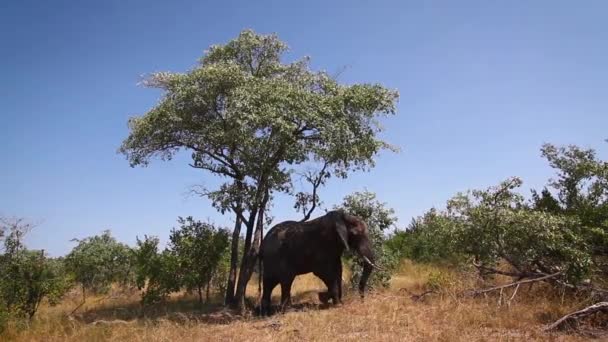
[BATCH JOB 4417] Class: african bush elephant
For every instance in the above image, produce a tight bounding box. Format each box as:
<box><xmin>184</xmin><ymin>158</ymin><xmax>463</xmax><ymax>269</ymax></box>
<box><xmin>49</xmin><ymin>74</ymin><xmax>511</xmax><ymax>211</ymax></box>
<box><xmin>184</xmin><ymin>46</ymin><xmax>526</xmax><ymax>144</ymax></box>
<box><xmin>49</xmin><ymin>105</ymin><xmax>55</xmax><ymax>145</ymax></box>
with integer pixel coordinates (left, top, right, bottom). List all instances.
<box><xmin>258</xmin><ymin>209</ymin><xmax>382</xmax><ymax>315</ymax></box>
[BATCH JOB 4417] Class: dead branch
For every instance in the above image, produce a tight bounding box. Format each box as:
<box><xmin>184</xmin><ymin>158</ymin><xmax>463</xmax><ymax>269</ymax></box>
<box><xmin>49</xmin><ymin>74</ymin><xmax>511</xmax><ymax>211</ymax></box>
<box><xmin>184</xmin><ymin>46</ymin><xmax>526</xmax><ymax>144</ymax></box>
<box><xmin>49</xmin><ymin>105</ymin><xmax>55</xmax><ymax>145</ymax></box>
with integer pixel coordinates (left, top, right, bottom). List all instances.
<box><xmin>545</xmin><ymin>302</ymin><xmax>608</xmax><ymax>331</ymax></box>
<box><xmin>412</xmin><ymin>290</ymin><xmax>436</xmax><ymax>302</ymax></box>
<box><xmin>507</xmin><ymin>283</ymin><xmax>520</xmax><ymax>307</ymax></box>
<box><xmin>466</xmin><ymin>272</ymin><xmax>562</xmax><ymax>297</ymax></box>
<box><xmin>299</xmin><ymin>162</ymin><xmax>329</xmax><ymax>222</ymax></box>
<box><xmin>399</xmin><ymin>288</ymin><xmax>436</xmax><ymax>302</ymax></box>
<box><xmin>90</xmin><ymin>319</ymin><xmax>133</xmax><ymax>326</ymax></box>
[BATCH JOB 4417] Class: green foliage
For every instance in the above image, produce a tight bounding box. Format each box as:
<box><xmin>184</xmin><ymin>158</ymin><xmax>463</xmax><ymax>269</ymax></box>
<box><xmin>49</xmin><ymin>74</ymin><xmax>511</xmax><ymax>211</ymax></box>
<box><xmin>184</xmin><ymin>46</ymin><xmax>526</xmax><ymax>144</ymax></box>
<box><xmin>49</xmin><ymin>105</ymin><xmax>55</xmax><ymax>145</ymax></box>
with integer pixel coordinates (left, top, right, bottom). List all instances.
<box><xmin>132</xmin><ymin>218</ymin><xmax>230</xmax><ymax>305</ymax></box>
<box><xmin>337</xmin><ymin>190</ymin><xmax>399</xmax><ymax>290</ymax></box>
<box><xmin>119</xmin><ymin>29</ymin><xmax>398</xmax><ymax>215</ymax></box>
<box><xmin>538</xmin><ymin>143</ymin><xmax>608</xmax><ymax>259</ymax></box>
<box><xmin>386</xmin><ymin>210</ymin><xmax>464</xmax><ymax>263</ymax></box>
<box><xmin>168</xmin><ymin>217</ymin><xmax>230</xmax><ymax>303</ymax></box>
<box><xmin>132</xmin><ymin>235</ymin><xmax>180</xmax><ymax>305</ymax></box>
<box><xmin>396</xmin><ymin>175</ymin><xmax>596</xmax><ymax>285</ymax></box>
<box><xmin>0</xmin><ymin>219</ymin><xmax>72</xmax><ymax>323</ymax></box>
<box><xmin>65</xmin><ymin>230</ymin><xmax>133</xmax><ymax>296</ymax></box>
<box><xmin>446</xmin><ymin>177</ymin><xmax>592</xmax><ymax>282</ymax></box>
<box><xmin>382</xmin><ymin>142</ymin><xmax>608</xmax><ymax>292</ymax></box>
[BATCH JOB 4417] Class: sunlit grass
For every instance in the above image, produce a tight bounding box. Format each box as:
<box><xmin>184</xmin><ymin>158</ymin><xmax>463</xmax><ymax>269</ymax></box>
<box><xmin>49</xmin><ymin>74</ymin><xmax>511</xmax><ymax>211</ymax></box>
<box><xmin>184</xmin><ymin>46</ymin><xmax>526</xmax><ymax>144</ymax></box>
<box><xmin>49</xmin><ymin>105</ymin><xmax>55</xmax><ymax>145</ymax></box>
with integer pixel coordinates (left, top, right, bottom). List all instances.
<box><xmin>2</xmin><ymin>260</ymin><xmax>598</xmax><ymax>341</ymax></box>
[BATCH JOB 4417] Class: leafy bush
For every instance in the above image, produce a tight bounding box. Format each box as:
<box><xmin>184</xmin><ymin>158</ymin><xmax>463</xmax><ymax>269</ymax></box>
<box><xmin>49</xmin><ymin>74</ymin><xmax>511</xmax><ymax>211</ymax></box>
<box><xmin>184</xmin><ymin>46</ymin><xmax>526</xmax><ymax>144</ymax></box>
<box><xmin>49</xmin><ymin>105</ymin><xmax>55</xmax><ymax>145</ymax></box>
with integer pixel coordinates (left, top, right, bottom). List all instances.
<box><xmin>65</xmin><ymin>230</ymin><xmax>133</xmax><ymax>300</ymax></box>
<box><xmin>445</xmin><ymin>177</ymin><xmax>593</xmax><ymax>282</ymax></box>
<box><xmin>385</xmin><ymin>142</ymin><xmax>607</xmax><ymax>294</ymax></box>
<box><xmin>386</xmin><ymin>210</ymin><xmax>465</xmax><ymax>264</ymax></box>
<box><xmin>132</xmin><ymin>217</ymin><xmax>230</xmax><ymax>305</ymax></box>
<box><xmin>132</xmin><ymin>235</ymin><xmax>180</xmax><ymax>305</ymax></box>
<box><xmin>168</xmin><ymin>216</ymin><xmax>230</xmax><ymax>304</ymax></box>
<box><xmin>0</xmin><ymin>218</ymin><xmax>72</xmax><ymax>321</ymax></box>
<box><xmin>338</xmin><ymin>190</ymin><xmax>399</xmax><ymax>290</ymax></box>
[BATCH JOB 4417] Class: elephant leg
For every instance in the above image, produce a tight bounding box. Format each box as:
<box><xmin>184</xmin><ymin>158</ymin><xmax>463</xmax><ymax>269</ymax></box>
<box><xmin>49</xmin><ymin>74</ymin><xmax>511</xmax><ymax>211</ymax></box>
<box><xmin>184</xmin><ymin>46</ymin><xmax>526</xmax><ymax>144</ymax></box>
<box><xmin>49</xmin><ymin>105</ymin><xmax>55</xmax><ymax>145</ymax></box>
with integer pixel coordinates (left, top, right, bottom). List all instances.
<box><xmin>262</xmin><ymin>276</ymin><xmax>278</xmax><ymax>316</ymax></box>
<box><xmin>279</xmin><ymin>275</ymin><xmax>295</xmax><ymax>312</ymax></box>
<box><xmin>316</xmin><ymin>272</ymin><xmax>340</xmax><ymax>305</ymax></box>
<box><xmin>336</xmin><ymin>260</ymin><xmax>343</xmax><ymax>303</ymax></box>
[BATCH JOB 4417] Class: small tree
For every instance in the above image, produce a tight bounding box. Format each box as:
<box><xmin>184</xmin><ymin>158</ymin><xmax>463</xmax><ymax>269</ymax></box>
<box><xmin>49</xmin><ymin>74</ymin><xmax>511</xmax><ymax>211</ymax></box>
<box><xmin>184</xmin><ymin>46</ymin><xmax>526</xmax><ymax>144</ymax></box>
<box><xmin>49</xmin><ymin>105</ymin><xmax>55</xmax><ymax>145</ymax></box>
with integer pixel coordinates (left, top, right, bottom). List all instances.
<box><xmin>0</xmin><ymin>218</ymin><xmax>71</xmax><ymax>322</ymax></box>
<box><xmin>537</xmin><ymin>143</ymin><xmax>608</xmax><ymax>272</ymax></box>
<box><xmin>168</xmin><ymin>217</ymin><xmax>230</xmax><ymax>304</ymax></box>
<box><xmin>132</xmin><ymin>235</ymin><xmax>180</xmax><ymax>305</ymax></box>
<box><xmin>65</xmin><ymin>230</ymin><xmax>132</xmax><ymax>312</ymax></box>
<box><xmin>337</xmin><ymin>191</ymin><xmax>398</xmax><ymax>290</ymax></box>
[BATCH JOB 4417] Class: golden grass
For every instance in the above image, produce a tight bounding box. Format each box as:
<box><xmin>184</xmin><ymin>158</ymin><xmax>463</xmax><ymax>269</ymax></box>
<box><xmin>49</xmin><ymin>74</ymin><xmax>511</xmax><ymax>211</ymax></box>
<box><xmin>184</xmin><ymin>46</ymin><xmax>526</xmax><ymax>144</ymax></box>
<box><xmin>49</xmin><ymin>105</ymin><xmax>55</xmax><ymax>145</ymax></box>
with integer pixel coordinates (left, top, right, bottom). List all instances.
<box><xmin>2</xmin><ymin>260</ymin><xmax>603</xmax><ymax>342</ymax></box>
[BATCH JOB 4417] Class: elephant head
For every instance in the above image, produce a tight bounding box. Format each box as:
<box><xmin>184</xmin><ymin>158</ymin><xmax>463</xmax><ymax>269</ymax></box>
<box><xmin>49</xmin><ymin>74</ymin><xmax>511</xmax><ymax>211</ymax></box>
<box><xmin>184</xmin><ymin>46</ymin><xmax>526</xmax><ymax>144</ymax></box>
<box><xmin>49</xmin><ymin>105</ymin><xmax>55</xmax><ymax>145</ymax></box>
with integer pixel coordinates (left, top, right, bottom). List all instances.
<box><xmin>330</xmin><ymin>209</ymin><xmax>382</xmax><ymax>297</ymax></box>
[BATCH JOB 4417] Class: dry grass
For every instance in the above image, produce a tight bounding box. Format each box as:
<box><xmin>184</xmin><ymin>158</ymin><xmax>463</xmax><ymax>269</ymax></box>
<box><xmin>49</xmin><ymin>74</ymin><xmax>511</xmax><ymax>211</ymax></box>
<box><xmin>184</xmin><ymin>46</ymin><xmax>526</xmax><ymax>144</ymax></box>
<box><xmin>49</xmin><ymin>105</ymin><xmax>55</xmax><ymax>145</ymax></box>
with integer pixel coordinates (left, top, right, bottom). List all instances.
<box><xmin>2</xmin><ymin>260</ymin><xmax>604</xmax><ymax>342</ymax></box>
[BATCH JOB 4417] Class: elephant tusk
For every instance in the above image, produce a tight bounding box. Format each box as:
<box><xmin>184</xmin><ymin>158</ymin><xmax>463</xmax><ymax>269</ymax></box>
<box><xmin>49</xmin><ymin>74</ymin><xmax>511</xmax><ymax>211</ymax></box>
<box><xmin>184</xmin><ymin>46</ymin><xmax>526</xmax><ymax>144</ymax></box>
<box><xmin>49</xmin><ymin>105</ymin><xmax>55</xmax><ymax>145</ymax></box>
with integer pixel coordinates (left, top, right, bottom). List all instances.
<box><xmin>362</xmin><ymin>256</ymin><xmax>385</xmax><ymax>271</ymax></box>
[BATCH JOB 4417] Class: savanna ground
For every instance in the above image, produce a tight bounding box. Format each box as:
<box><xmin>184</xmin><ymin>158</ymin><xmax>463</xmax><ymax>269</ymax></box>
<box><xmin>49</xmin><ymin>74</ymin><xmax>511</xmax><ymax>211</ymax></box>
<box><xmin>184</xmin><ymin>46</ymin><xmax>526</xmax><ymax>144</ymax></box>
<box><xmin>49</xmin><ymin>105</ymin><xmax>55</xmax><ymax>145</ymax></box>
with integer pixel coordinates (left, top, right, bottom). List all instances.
<box><xmin>2</xmin><ymin>261</ymin><xmax>604</xmax><ymax>342</ymax></box>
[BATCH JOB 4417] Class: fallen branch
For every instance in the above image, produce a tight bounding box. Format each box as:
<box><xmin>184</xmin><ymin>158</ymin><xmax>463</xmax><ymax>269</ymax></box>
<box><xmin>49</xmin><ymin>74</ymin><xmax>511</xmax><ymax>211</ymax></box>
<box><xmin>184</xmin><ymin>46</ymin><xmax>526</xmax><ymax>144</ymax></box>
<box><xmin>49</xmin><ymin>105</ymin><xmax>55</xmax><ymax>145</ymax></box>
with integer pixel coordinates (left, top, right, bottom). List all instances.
<box><xmin>399</xmin><ymin>288</ymin><xmax>436</xmax><ymax>302</ymax></box>
<box><xmin>90</xmin><ymin>319</ymin><xmax>133</xmax><ymax>326</ymax></box>
<box><xmin>411</xmin><ymin>290</ymin><xmax>436</xmax><ymax>302</ymax></box>
<box><xmin>545</xmin><ymin>302</ymin><xmax>608</xmax><ymax>331</ymax></box>
<box><xmin>466</xmin><ymin>272</ymin><xmax>562</xmax><ymax>297</ymax></box>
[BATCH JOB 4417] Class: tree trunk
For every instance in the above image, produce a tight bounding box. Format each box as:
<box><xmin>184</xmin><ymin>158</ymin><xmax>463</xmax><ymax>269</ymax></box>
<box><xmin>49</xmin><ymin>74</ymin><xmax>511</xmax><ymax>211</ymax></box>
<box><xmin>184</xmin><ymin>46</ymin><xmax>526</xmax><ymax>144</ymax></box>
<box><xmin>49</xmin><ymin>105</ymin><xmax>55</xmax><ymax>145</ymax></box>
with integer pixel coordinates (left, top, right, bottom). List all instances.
<box><xmin>206</xmin><ymin>279</ymin><xmax>211</xmax><ymax>303</ymax></box>
<box><xmin>197</xmin><ymin>285</ymin><xmax>203</xmax><ymax>306</ymax></box>
<box><xmin>233</xmin><ymin>219</ymin><xmax>255</xmax><ymax>309</ymax></box>
<box><xmin>224</xmin><ymin>211</ymin><xmax>242</xmax><ymax>306</ymax></box>
<box><xmin>234</xmin><ymin>190</ymin><xmax>269</xmax><ymax>311</ymax></box>
<box><xmin>70</xmin><ymin>285</ymin><xmax>87</xmax><ymax>316</ymax></box>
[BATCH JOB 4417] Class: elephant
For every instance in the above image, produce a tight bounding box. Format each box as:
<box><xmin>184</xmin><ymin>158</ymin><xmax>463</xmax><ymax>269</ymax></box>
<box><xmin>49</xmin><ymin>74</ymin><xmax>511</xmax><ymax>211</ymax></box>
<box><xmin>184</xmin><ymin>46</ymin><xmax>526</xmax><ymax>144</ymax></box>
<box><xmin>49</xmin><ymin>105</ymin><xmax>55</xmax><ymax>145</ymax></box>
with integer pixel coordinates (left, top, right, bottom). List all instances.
<box><xmin>258</xmin><ymin>209</ymin><xmax>382</xmax><ymax>315</ymax></box>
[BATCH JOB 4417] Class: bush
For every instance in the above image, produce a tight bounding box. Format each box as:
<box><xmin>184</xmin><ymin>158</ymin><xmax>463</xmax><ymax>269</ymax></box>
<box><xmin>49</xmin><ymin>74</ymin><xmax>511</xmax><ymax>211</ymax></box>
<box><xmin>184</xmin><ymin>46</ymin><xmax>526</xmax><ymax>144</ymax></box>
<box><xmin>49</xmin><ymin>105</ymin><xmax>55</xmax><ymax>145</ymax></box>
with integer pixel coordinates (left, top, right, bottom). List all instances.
<box><xmin>168</xmin><ymin>217</ymin><xmax>230</xmax><ymax>304</ymax></box>
<box><xmin>132</xmin><ymin>217</ymin><xmax>230</xmax><ymax>306</ymax></box>
<box><xmin>386</xmin><ymin>210</ymin><xmax>465</xmax><ymax>264</ymax></box>
<box><xmin>132</xmin><ymin>235</ymin><xmax>180</xmax><ymax>305</ymax></box>
<box><xmin>0</xmin><ymin>218</ymin><xmax>72</xmax><ymax>321</ymax></box>
<box><xmin>65</xmin><ymin>230</ymin><xmax>133</xmax><ymax>299</ymax></box>
<box><xmin>337</xmin><ymin>191</ymin><xmax>399</xmax><ymax>290</ymax></box>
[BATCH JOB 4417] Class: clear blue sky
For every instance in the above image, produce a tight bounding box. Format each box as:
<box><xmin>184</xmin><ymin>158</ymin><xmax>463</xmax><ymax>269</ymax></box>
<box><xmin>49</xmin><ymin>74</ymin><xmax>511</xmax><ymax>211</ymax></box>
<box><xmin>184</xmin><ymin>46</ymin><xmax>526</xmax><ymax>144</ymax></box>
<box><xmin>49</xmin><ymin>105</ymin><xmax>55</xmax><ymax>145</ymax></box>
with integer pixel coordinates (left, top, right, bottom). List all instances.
<box><xmin>2</xmin><ymin>0</ymin><xmax>606</xmax><ymax>256</ymax></box>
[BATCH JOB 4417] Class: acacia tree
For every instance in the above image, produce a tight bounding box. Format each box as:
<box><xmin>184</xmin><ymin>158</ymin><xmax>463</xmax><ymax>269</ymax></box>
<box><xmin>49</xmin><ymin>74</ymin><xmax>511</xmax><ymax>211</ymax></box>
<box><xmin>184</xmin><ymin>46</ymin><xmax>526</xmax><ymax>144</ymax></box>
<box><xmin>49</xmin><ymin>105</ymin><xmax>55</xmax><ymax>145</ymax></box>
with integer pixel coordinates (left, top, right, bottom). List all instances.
<box><xmin>119</xmin><ymin>29</ymin><xmax>399</xmax><ymax>309</ymax></box>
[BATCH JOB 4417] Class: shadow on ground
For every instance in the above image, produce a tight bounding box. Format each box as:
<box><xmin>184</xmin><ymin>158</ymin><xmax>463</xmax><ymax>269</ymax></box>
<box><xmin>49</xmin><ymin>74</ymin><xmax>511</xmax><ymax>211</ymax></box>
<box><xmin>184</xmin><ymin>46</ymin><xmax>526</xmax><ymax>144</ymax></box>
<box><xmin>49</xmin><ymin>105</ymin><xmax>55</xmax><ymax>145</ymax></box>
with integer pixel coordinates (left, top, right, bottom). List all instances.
<box><xmin>71</xmin><ymin>290</ymin><xmax>341</xmax><ymax>325</ymax></box>
<box><xmin>73</xmin><ymin>295</ymin><xmax>240</xmax><ymax>326</ymax></box>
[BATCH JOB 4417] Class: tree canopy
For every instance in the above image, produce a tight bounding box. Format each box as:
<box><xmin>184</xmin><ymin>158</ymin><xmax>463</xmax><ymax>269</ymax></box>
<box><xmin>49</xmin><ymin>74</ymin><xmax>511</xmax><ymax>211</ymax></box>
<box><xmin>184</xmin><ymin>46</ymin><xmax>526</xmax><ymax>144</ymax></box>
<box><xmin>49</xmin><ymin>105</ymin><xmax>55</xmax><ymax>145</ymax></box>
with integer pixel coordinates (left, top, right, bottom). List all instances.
<box><xmin>119</xmin><ymin>29</ymin><xmax>399</xmax><ymax>308</ymax></box>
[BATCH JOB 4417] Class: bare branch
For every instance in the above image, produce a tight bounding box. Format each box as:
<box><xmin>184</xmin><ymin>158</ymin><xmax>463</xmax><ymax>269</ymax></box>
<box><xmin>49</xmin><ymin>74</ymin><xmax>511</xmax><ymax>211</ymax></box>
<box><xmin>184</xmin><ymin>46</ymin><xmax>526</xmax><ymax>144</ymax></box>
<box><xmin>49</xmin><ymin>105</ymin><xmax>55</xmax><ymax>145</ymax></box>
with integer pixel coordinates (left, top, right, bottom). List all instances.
<box><xmin>299</xmin><ymin>162</ymin><xmax>329</xmax><ymax>222</ymax></box>
<box><xmin>545</xmin><ymin>302</ymin><xmax>608</xmax><ymax>331</ymax></box>
<box><xmin>465</xmin><ymin>272</ymin><xmax>562</xmax><ymax>297</ymax></box>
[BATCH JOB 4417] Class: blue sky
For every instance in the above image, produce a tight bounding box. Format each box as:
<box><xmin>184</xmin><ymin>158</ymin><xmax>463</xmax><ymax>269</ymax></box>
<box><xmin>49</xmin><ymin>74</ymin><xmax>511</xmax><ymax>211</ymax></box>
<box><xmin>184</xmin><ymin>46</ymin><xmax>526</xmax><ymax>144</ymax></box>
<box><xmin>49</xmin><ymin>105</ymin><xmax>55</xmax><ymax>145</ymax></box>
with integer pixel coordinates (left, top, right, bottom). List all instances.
<box><xmin>1</xmin><ymin>0</ymin><xmax>606</xmax><ymax>256</ymax></box>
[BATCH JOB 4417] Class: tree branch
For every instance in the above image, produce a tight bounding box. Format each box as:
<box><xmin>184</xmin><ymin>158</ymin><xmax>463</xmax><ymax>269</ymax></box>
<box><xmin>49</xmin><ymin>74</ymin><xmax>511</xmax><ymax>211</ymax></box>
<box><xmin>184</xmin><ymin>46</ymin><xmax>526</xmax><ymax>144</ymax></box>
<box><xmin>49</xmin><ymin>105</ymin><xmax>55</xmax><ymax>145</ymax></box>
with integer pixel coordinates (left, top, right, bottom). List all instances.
<box><xmin>465</xmin><ymin>272</ymin><xmax>562</xmax><ymax>297</ymax></box>
<box><xmin>300</xmin><ymin>162</ymin><xmax>329</xmax><ymax>222</ymax></box>
<box><xmin>545</xmin><ymin>302</ymin><xmax>608</xmax><ymax>331</ymax></box>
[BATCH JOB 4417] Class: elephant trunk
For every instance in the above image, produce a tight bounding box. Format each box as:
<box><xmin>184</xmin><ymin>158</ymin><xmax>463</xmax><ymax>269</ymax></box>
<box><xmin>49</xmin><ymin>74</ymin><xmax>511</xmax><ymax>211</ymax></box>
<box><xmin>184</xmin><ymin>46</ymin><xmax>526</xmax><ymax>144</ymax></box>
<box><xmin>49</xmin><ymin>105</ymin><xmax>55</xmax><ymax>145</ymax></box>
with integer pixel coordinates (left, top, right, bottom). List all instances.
<box><xmin>356</xmin><ymin>243</ymin><xmax>377</xmax><ymax>298</ymax></box>
<box><xmin>358</xmin><ymin>261</ymin><xmax>373</xmax><ymax>298</ymax></box>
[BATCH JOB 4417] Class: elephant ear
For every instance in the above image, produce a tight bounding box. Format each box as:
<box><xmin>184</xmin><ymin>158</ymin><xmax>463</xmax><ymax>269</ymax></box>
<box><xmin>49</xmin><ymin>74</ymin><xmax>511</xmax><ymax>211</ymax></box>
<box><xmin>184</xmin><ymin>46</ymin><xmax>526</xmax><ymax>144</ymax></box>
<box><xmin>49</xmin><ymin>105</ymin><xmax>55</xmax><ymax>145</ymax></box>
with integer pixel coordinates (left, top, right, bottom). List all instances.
<box><xmin>336</xmin><ymin>215</ymin><xmax>350</xmax><ymax>251</ymax></box>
